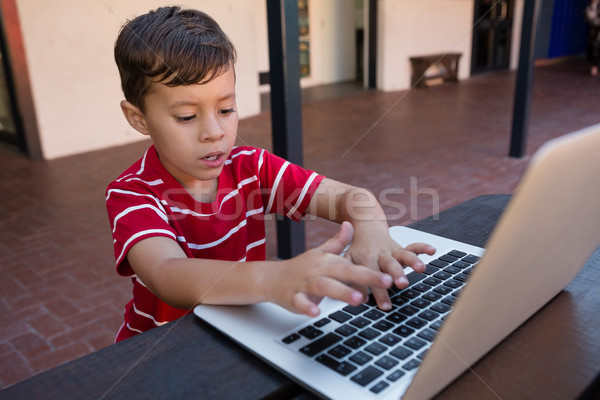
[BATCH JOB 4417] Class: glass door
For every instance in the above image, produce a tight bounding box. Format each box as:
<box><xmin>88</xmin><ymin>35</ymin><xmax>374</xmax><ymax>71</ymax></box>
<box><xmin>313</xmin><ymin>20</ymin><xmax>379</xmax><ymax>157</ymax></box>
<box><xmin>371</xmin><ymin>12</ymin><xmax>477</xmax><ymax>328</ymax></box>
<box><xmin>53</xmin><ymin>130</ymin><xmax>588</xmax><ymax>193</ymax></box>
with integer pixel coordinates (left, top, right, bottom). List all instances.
<box><xmin>471</xmin><ymin>0</ymin><xmax>515</xmax><ymax>74</ymax></box>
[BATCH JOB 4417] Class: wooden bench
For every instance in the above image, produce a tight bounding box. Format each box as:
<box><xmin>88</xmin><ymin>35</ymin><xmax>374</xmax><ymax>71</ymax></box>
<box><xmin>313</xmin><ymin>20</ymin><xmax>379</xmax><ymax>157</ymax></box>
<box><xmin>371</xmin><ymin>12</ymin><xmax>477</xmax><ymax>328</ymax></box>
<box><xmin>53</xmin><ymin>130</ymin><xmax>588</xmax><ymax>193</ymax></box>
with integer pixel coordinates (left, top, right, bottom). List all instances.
<box><xmin>409</xmin><ymin>52</ymin><xmax>462</xmax><ymax>88</ymax></box>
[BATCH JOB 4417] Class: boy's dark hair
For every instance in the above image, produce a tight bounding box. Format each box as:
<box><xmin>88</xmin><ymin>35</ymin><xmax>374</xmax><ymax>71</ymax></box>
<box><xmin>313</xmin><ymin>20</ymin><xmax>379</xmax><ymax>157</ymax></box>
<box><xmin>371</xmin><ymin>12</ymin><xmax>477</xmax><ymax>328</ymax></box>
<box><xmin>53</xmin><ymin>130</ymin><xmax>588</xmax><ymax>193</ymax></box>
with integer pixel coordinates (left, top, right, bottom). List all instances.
<box><xmin>114</xmin><ymin>6</ymin><xmax>237</xmax><ymax>111</ymax></box>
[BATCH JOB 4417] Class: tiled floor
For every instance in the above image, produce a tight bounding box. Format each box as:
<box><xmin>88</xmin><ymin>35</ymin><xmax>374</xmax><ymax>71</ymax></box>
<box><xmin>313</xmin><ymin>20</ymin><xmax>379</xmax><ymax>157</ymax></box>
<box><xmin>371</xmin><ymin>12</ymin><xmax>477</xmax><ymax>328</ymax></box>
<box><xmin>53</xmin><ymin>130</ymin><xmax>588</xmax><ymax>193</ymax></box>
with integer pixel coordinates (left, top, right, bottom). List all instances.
<box><xmin>1</xmin><ymin>59</ymin><xmax>599</xmax><ymax>389</ymax></box>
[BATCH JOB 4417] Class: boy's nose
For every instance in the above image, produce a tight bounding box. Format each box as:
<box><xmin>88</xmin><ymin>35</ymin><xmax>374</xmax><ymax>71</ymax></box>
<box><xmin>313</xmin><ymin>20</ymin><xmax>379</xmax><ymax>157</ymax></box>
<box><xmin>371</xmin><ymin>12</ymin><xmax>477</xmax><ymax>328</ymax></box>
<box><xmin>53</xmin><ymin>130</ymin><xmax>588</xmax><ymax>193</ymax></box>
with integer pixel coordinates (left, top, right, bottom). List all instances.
<box><xmin>199</xmin><ymin>117</ymin><xmax>225</xmax><ymax>142</ymax></box>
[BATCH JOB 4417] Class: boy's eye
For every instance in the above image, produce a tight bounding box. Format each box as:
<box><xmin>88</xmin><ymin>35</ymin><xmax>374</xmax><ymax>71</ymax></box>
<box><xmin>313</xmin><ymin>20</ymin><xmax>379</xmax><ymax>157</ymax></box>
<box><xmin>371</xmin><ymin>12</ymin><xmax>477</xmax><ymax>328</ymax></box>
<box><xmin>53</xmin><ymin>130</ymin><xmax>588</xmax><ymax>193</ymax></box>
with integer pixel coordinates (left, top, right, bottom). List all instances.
<box><xmin>219</xmin><ymin>108</ymin><xmax>236</xmax><ymax>115</ymax></box>
<box><xmin>176</xmin><ymin>115</ymin><xmax>196</xmax><ymax>122</ymax></box>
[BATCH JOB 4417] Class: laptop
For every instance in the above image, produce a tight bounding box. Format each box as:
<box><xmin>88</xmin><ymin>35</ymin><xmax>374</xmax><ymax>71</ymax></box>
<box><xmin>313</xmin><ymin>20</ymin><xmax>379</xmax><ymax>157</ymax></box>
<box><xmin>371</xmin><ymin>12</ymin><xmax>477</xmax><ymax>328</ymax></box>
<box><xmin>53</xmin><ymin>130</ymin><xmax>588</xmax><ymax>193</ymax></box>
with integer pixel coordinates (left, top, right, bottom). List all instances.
<box><xmin>194</xmin><ymin>124</ymin><xmax>600</xmax><ymax>400</ymax></box>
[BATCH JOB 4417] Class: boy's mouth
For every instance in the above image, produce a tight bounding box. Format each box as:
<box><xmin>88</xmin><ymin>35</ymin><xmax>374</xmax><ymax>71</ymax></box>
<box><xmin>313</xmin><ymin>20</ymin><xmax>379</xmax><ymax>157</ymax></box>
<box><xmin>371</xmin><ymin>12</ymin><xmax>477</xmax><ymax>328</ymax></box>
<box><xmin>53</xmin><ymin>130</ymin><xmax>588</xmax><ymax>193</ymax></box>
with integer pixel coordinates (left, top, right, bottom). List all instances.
<box><xmin>202</xmin><ymin>151</ymin><xmax>222</xmax><ymax>161</ymax></box>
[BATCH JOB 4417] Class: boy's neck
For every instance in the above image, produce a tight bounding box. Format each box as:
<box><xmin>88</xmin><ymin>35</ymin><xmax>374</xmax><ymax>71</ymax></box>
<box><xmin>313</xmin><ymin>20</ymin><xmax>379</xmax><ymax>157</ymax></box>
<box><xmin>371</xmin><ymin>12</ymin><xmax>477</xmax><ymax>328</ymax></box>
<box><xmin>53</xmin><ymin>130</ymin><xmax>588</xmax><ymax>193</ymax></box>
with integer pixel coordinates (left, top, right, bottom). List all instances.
<box><xmin>184</xmin><ymin>179</ymin><xmax>219</xmax><ymax>203</ymax></box>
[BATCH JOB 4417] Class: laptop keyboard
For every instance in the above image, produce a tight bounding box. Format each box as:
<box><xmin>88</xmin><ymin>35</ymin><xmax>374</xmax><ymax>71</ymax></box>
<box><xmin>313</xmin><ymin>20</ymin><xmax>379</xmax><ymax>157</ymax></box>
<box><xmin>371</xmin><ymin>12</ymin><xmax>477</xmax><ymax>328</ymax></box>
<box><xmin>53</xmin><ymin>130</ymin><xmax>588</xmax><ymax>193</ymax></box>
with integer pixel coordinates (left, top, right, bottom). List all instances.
<box><xmin>280</xmin><ymin>249</ymin><xmax>480</xmax><ymax>395</ymax></box>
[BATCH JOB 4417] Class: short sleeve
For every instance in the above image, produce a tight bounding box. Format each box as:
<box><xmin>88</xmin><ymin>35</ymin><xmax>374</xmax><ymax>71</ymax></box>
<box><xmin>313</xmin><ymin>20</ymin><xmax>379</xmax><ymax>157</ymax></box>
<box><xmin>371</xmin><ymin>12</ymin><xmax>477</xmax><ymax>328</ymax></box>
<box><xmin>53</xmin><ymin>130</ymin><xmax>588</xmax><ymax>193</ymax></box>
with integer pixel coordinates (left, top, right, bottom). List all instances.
<box><xmin>257</xmin><ymin>149</ymin><xmax>325</xmax><ymax>221</ymax></box>
<box><xmin>106</xmin><ymin>184</ymin><xmax>178</xmax><ymax>275</ymax></box>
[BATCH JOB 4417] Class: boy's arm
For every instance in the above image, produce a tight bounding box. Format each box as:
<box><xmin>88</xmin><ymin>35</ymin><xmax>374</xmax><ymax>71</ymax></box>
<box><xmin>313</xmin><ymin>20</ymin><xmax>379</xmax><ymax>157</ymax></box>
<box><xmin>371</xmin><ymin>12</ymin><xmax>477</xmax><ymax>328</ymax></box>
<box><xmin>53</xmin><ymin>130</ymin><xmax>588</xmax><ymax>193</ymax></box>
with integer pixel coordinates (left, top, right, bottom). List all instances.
<box><xmin>306</xmin><ymin>178</ymin><xmax>435</xmax><ymax>310</ymax></box>
<box><xmin>126</xmin><ymin>222</ymin><xmax>393</xmax><ymax>317</ymax></box>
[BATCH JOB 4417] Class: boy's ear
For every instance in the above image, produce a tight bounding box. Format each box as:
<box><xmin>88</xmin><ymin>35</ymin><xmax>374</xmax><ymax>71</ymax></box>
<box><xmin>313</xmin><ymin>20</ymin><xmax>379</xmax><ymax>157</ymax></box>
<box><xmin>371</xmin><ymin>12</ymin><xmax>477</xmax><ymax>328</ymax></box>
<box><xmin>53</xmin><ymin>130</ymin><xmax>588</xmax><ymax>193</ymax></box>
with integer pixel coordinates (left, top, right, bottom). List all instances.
<box><xmin>120</xmin><ymin>100</ymin><xmax>150</xmax><ymax>135</ymax></box>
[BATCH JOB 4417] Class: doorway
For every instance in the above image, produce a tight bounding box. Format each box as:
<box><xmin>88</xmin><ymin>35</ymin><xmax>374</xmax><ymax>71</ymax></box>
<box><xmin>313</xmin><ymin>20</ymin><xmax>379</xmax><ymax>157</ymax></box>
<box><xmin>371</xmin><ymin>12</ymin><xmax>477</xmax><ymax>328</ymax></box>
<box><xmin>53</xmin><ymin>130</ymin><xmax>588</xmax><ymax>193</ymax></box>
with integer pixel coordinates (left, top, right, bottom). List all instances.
<box><xmin>0</xmin><ymin>32</ymin><xmax>22</xmax><ymax>151</ymax></box>
<box><xmin>471</xmin><ymin>0</ymin><xmax>515</xmax><ymax>75</ymax></box>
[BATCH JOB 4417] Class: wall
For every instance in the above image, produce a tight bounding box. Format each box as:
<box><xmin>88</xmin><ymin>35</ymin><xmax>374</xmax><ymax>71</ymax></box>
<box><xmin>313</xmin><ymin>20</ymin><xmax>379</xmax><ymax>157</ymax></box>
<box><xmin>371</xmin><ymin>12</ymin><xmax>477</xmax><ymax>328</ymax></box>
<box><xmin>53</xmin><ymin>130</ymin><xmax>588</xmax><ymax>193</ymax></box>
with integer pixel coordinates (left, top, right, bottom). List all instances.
<box><xmin>378</xmin><ymin>0</ymin><xmax>474</xmax><ymax>91</ymax></box>
<box><xmin>14</xmin><ymin>0</ymin><xmax>529</xmax><ymax>159</ymax></box>
<box><xmin>15</xmin><ymin>0</ymin><xmax>261</xmax><ymax>159</ymax></box>
<box><xmin>256</xmin><ymin>0</ymin><xmax>358</xmax><ymax>92</ymax></box>
<box><xmin>302</xmin><ymin>0</ymin><xmax>357</xmax><ymax>87</ymax></box>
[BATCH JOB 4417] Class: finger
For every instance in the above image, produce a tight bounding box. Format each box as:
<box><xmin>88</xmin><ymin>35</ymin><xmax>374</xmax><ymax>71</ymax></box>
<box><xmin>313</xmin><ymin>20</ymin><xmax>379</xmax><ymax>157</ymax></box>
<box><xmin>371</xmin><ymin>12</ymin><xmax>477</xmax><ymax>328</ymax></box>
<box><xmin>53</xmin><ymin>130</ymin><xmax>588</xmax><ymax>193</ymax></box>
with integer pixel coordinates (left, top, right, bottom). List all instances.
<box><xmin>291</xmin><ymin>292</ymin><xmax>321</xmax><ymax>317</ymax></box>
<box><xmin>370</xmin><ymin>287</ymin><xmax>392</xmax><ymax>311</ymax></box>
<box><xmin>404</xmin><ymin>242</ymin><xmax>436</xmax><ymax>256</ymax></box>
<box><xmin>348</xmin><ymin>282</ymin><xmax>370</xmax><ymax>302</ymax></box>
<box><xmin>378</xmin><ymin>254</ymin><xmax>409</xmax><ymax>289</ymax></box>
<box><xmin>392</xmin><ymin>245</ymin><xmax>433</xmax><ymax>273</ymax></box>
<box><xmin>319</xmin><ymin>259</ymin><xmax>393</xmax><ymax>290</ymax></box>
<box><xmin>304</xmin><ymin>276</ymin><xmax>366</xmax><ymax>307</ymax></box>
<box><xmin>319</xmin><ymin>221</ymin><xmax>354</xmax><ymax>255</ymax></box>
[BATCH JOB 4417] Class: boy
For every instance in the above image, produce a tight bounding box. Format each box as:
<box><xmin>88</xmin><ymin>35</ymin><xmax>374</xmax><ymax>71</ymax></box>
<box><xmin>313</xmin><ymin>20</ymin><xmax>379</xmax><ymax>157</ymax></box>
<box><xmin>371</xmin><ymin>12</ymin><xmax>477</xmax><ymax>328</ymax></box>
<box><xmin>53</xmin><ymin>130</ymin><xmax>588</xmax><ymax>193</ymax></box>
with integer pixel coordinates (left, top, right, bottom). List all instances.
<box><xmin>107</xmin><ymin>6</ymin><xmax>434</xmax><ymax>342</ymax></box>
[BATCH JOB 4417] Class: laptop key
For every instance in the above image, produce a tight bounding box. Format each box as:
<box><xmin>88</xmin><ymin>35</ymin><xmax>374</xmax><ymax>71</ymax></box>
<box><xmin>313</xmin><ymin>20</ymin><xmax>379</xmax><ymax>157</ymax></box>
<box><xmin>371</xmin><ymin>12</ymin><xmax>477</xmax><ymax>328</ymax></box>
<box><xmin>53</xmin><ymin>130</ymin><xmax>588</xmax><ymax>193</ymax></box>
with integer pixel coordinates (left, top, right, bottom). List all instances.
<box><xmin>439</xmin><ymin>254</ymin><xmax>459</xmax><ymax>263</ymax></box>
<box><xmin>399</xmin><ymin>289</ymin><xmax>420</xmax><ymax>300</ymax></box>
<box><xmin>431</xmin><ymin>302</ymin><xmax>452</xmax><ymax>314</ymax></box>
<box><xmin>453</xmin><ymin>260</ymin><xmax>470</xmax><ymax>269</ymax></box>
<box><xmin>398</xmin><ymin>305</ymin><xmax>419</xmax><ymax>316</ymax></box>
<box><xmin>329</xmin><ymin>310</ymin><xmax>352</xmax><ymax>323</ymax></box>
<box><xmin>370</xmin><ymin>380</ymin><xmax>390</xmax><ymax>394</ymax></box>
<box><xmin>351</xmin><ymin>366</ymin><xmax>384</xmax><ymax>386</ymax></box>
<box><xmin>344</xmin><ymin>336</ymin><xmax>367</xmax><ymax>349</ymax></box>
<box><xmin>405</xmin><ymin>337</ymin><xmax>427</xmax><ymax>350</ymax></box>
<box><xmin>359</xmin><ymin>327</ymin><xmax>381</xmax><ymax>340</ymax></box>
<box><xmin>342</xmin><ymin>304</ymin><xmax>369</xmax><ymax>315</ymax></box>
<box><xmin>443</xmin><ymin>265</ymin><xmax>461</xmax><ymax>275</ymax></box>
<box><xmin>300</xmin><ymin>332</ymin><xmax>342</xmax><ymax>356</ymax></box>
<box><xmin>375</xmin><ymin>355</ymin><xmax>399</xmax><ymax>370</ymax></box>
<box><xmin>463</xmin><ymin>254</ymin><xmax>481</xmax><ymax>264</ymax></box>
<box><xmin>373</xmin><ymin>319</ymin><xmax>395</xmax><ymax>332</ymax></box>
<box><xmin>411</xmin><ymin>298</ymin><xmax>432</xmax><ymax>309</ymax></box>
<box><xmin>448</xmin><ymin>250</ymin><xmax>467</xmax><ymax>258</ymax></box>
<box><xmin>418</xmin><ymin>309</ymin><xmax>439</xmax><ymax>321</ymax></box>
<box><xmin>442</xmin><ymin>296</ymin><xmax>456</xmax><ymax>306</ymax></box>
<box><xmin>335</xmin><ymin>324</ymin><xmax>358</xmax><ymax>337</ymax></box>
<box><xmin>444</xmin><ymin>279</ymin><xmax>464</xmax><ymax>289</ymax></box>
<box><xmin>433</xmin><ymin>285</ymin><xmax>453</xmax><ymax>295</ymax></box>
<box><xmin>412</xmin><ymin>282</ymin><xmax>430</xmax><ymax>292</ymax></box>
<box><xmin>349</xmin><ymin>350</ymin><xmax>372</xmax><ymax>365</ymax></box>
<box><xmin>422</xmin><ymin>291</ymin><xmax>442</xmax><ymax>301</ymax></box>
<box><xmin>314</xmin><ymin>318</ymin><xmax>331</xmax><ymax>328</ymax></box>
<box><xmin>365</xmin><ymin>342</ymin><xmax>387</xmax><ymax>356</ymax></box>
<box><xmin>364</xmin><ymin>309</ymin><xmax>385</xmax><ymax>320</ymax></box>
<box><xmin>417</xmin><ymin>328</ymin><xmax>437</xmax><ymax>342</ymax></box>
<box><xmin>422</xmin><ymin>264</ymin><xmax>440</xmax><ymax>276</ymax></box>
<box><xmin>406</xmin><ymin>272</ymin><xmax>425</xmax><ymax>285</ymax></box>
<box><xmin>423</xmin><ymin>277</ymin><xmax>442</xmax><ymax>286</ymax></box>
<box><xmin>387</xmin><ymin>369</ymin><xmax>406</xmax><ymax>382</ymax></box>
<box><xmin>433</xmin><ymin>271</ymin><xmax>452</xmax><ymax>280</ymax></box>
<box><xmin>390</xmin><ymin>345</ymin><xmax>413</xmax><ymax>360</ymax></box>
<box><xmin>316</xmin><ymin>354</ymin><xmax>357</xmax><ymax>376</ymax></box>
<box><xmin>282</xmin><ymin>333</ymin><xmax>300</xmax><ymax>344</ymax></box>
<box><xmin>385</xmin><ymin>312</ymin><xmax>407</xmax><ymax>324</ymax></box>
<box><xmin>406</xmin><ymin>317</ymin><xmax>427</xmax><ymax>329</ymax></box>
<box><xmin>430</xmin><ymin>320</ymin><xmax>443</xmax><ymax>331</ymax></box>
<box><xmin>379</xmin><ymin>333</ymin><xmax>402</xmax><ymax>347</ymax></box>
<box><xmin>328</xmin><ymin>344</ymin><xmax>352</xmax><ymax>359</ymax></box>
<box><xmin>350</xmin><ymin>316</ymin><xmax>370</xmax><ymax>329</ymax></box>
<box><xmin>403</xmin><ymin>359</ymin><xmax>422</xmax><ymax>371</ymax></box>
<box><xmin>429</xmin><ymin>259</ymin><xmax>449</xmax><ymax>268</ymax></box>
<box><xmin>298</xmin><ymin>326</ymin><xmax>323</xmax><ymax>339</ymax></box>
<box><xmin>393</xmin><ymin>325</ymin><xmax>415</xmax><ymax>337</ymax></box>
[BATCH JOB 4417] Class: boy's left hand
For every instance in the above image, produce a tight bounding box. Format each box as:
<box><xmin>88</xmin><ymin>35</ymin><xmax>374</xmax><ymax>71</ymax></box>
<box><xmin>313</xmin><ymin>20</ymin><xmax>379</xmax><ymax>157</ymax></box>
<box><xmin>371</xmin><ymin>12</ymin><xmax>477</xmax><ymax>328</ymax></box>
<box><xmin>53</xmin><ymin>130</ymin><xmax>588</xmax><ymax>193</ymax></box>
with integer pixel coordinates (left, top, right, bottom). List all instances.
<box><xmin>343</xmin><ymin>226</ymin><xmax>435</xmax><ymax>311</ymax></box>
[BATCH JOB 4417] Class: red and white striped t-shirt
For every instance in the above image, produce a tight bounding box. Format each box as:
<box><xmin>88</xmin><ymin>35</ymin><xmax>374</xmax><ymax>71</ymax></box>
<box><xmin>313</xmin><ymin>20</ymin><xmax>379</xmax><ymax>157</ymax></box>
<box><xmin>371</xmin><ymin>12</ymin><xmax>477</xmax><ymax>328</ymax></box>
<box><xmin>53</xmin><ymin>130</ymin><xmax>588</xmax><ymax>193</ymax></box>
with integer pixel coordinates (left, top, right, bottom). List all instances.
<box><xmin>106</xmin><ymin>145</ymin><xmax>325</xmax><ymax>342</ymax></box>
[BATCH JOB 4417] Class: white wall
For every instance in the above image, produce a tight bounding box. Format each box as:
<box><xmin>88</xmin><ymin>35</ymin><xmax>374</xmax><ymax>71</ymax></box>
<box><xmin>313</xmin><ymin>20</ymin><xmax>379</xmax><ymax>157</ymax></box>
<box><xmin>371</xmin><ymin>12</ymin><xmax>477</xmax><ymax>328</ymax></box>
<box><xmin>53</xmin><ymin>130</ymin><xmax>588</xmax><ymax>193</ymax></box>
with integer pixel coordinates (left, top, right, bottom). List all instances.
<box><xmin>15</xmin><ymin>0</ymin><xmax>524</xmax><ymax>159</ymax></box>
<box><xmin>15</xmin><ymin>0</ymin><xmax>261</xmax><ymax>159</ymax></box>
<box><xmin>257</xmin><ymin>0</ymin><xmax>358</xmax><ymax>92</ymax></box>
<box><xmin>377</xmin><ymin>0</ymin><xmax>474</xmax><ymax>91</ymax></box>
<box><xmin>302</xmin><ymin>0</ymin><xmax>357</xmax><ymax>87</ymax></box>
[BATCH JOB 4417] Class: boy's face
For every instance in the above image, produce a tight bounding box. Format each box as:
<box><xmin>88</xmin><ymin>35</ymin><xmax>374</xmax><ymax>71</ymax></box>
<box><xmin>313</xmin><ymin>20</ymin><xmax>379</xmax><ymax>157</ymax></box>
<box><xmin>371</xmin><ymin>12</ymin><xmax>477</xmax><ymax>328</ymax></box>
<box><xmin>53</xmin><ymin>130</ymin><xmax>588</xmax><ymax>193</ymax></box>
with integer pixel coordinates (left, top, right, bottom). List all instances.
<box><xmin>126</xmin><ymin>67</ymin><xmax>238</xmax><ymax>196</ymax></box>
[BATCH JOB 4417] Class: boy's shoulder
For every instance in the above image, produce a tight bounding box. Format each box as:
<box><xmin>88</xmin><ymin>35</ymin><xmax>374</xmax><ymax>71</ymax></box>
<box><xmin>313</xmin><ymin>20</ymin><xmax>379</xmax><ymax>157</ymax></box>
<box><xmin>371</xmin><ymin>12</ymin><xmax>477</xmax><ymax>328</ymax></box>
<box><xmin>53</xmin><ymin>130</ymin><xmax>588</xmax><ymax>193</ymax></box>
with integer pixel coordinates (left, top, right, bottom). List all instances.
<box><xmin>106</xmin><ymin>146</ymin><xmax>166</xmax><ymax>195</ymax></box>
<box><xmin>229</xmin><ymin>145</ymin><xmax>263</xmax><ymax>160</ymax></box>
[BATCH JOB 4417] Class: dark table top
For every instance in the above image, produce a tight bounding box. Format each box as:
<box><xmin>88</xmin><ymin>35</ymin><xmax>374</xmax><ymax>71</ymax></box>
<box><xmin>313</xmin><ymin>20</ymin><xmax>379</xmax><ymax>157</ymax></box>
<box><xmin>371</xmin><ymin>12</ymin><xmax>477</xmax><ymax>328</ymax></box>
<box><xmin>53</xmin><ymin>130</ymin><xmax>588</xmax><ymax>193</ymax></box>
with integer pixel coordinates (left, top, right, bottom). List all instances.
<box><xmin>2</xmin><ymin>195</ymin><xmax>599</xmax><ymax>400</ymax></box>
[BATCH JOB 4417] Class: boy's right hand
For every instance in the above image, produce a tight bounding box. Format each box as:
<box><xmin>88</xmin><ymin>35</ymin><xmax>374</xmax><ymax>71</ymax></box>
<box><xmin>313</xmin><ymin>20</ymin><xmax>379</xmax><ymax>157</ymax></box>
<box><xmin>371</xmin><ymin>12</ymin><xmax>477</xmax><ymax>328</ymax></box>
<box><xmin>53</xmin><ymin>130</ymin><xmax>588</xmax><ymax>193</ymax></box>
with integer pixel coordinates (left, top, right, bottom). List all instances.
<box><xmin>266</xmin><ymin>222</ymin><xmax>393</xmax><ymax>317</ymax></box>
